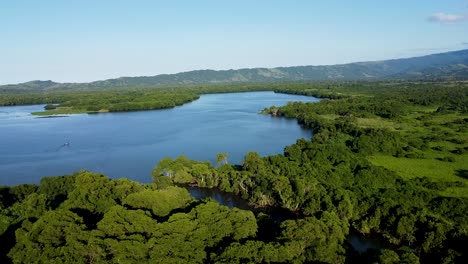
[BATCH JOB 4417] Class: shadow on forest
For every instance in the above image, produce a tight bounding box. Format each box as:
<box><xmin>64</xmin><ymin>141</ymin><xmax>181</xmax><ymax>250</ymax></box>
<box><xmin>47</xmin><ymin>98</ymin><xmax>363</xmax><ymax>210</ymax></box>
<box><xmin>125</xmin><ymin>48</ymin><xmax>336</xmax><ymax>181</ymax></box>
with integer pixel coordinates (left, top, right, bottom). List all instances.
<box><xmin>0</xmin><ymin>221</ymin><xmax>23</xmax><ymax>264</ymax></box>
<box><xmin>455</xmin><ymin>169</ymin><xmax>468</xmax><ymax>180</ymax></box>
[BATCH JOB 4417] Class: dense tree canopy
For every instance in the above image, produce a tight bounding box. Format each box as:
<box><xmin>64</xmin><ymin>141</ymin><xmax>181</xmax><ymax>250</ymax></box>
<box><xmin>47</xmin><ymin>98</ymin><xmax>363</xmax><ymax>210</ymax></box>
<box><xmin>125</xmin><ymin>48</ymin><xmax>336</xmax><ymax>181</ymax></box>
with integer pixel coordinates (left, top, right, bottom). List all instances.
<box><xmin>0</xmin><ymin>172</ymin><xmax>261</xmax><ymax>263</ymax></box>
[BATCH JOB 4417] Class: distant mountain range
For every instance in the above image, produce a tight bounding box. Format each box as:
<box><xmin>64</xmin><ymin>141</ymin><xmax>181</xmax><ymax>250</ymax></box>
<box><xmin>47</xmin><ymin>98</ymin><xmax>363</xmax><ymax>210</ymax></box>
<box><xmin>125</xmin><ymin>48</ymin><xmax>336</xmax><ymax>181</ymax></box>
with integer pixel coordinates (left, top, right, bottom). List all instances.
<box><xmin>2</xmin><ymin>49</ymin><xmax>468</xmax><ymax>93</ymax></box>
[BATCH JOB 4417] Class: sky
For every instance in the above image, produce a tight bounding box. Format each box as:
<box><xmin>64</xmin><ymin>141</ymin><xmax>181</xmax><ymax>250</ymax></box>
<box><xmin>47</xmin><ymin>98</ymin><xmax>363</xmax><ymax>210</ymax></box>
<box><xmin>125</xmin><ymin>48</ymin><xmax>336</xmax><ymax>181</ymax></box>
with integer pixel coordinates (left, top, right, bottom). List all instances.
<box><xmin>1</xmin><ymin>0</ymin><xmax>468</xmax><ymax>84</ymax></box>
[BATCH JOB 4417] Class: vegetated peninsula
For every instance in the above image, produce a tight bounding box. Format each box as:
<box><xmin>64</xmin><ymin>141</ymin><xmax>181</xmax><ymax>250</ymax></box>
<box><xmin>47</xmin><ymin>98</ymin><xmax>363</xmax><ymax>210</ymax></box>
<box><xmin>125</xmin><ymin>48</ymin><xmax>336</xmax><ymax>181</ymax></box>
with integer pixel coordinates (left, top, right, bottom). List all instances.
<box><xmin>0</xmin><ymin>50</ymin><xmax>467</xmax><ymax>263</ymax></box>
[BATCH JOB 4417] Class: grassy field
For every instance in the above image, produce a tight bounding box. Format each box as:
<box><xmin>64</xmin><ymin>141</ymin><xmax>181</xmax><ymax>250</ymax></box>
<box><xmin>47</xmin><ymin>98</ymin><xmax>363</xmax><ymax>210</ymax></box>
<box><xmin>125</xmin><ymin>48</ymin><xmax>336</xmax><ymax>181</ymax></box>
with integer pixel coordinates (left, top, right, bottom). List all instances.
<box><xmin>356</xmin><ymin>117</ymin><xmax>399</xmax><ymax>130</ymax></box>
<box><xmin>362</xmin><ymin>105</ymin><xmax>468</xmax><ymax>197</ymax></box>
<box><xmin>370</xmin><ymin>154</ymin><xmax>468</xmax><ymax>197</ymax></box>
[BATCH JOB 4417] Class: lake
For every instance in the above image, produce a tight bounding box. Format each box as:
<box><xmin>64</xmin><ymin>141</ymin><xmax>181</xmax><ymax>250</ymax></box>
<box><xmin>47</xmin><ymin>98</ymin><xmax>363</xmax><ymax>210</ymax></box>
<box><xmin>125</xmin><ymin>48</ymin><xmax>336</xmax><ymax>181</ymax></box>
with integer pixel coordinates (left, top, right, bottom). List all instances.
<box><xmin>0</xmin><ymin>91</ymin><xmax>319</xmax><ymax>185</ymax></box>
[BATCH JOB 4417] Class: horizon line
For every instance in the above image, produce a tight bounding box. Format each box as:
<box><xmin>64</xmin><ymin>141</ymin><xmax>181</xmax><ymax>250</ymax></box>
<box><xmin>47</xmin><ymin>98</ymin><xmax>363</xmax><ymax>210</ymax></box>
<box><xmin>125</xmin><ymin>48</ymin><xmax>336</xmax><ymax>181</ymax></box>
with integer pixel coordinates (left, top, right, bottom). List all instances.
<box><xmin>2</xmin><ymin>48</ymin><xmax>466</xmax><ymax>86</ymax></box>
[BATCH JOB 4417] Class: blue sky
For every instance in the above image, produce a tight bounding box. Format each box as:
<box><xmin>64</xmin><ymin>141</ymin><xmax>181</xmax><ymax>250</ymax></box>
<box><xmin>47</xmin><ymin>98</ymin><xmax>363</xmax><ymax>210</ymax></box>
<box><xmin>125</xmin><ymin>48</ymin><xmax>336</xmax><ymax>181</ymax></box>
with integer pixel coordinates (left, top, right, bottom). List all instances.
<box><xmin>1</xmin><ymin>0</ymin><xmax>468</xmax><ymax>84</ymax></box>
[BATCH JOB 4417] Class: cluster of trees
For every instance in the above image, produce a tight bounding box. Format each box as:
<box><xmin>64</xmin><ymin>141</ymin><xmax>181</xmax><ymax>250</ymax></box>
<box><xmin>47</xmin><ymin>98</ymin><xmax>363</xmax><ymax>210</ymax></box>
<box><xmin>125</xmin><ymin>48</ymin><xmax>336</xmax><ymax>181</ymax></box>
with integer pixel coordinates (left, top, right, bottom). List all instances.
<box><xmin>0</xmin><ymin>172</ymin><xmax>261</xmax><ymax>263</ymax></box>
<box><xmin>151</xmin><ymin>150</ymin><xmax>467</xmax><ymax>262</ymax></box>
<box><xmin>0</xmin><ymin>171</ymin><xmax>357</xmax><ymax>263</ymax></box>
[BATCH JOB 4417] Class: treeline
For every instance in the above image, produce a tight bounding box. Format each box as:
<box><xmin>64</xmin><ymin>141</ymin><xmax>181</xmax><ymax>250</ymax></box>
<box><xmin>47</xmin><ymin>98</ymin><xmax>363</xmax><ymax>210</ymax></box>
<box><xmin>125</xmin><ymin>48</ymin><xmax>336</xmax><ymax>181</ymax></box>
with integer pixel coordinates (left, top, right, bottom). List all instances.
<box><xmin>0</xmin><ymin>172</ymin><xmax>254</xmax><ymax>263</ymax></box>
<box><xmin>0</xmin><ymin>90</ymin><xmax>200</xmax><ymax>114</ymax></box>
<box><xmin>2</xmin><ymin>81</ymin><xmax>466</xmax><ymax>115</ymax></box>
<box><xmin>0</xmin><ymin>83</ymin><xmax>287</xmax><ymax>114</ymax></box>
<box><xmin>55</xmin><ymin>90</ymin><xmax>200</xmax><ymax>113</ymax></box>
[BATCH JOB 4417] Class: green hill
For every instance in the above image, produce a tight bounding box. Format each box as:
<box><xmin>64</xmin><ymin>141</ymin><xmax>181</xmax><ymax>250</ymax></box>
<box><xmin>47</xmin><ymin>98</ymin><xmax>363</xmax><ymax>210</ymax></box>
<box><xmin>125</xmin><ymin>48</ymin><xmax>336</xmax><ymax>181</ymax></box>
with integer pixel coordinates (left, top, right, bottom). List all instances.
<box><xmin>2</xmin><ymin>49</ymin><xmax>468</xmax><ymax>93</ymax></box>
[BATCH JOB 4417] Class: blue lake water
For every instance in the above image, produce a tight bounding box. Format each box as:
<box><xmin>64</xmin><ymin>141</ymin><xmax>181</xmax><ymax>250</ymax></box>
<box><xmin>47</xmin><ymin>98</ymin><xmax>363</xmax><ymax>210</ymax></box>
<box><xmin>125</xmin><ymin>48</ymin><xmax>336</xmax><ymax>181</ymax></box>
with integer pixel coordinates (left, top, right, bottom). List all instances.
<box><xmin>0</xmin><ymin>91</ymin><xmax>319</xmax><ymax>185</ymax></box>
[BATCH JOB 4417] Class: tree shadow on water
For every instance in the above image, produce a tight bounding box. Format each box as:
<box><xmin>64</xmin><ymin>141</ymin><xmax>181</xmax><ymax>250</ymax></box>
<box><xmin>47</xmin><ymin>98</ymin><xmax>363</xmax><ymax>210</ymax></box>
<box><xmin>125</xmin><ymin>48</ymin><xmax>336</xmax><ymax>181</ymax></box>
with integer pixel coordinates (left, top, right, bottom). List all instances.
<box><xmin>455</xmin><ymin>169</ymin><xmax>468</xmax><ymax>180</ymax></box>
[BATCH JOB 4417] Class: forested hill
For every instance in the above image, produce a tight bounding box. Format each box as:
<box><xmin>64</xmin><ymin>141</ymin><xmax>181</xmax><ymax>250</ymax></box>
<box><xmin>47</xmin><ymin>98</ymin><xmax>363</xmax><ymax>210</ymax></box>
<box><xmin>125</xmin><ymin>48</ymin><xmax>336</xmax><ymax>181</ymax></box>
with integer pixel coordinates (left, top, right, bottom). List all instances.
<box><xmin>2</xmin><ymin>49</ymin><xmax>468</xmax><ymax>93</ymax></box>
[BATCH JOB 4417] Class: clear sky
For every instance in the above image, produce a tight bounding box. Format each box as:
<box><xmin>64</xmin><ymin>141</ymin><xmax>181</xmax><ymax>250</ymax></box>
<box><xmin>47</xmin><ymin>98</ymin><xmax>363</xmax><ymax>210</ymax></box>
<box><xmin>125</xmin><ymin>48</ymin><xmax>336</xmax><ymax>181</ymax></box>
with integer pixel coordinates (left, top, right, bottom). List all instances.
<box><xmin>1</xmin><ymin>0</ymin><xmax>468</xmax><ymax>84</ymax></box>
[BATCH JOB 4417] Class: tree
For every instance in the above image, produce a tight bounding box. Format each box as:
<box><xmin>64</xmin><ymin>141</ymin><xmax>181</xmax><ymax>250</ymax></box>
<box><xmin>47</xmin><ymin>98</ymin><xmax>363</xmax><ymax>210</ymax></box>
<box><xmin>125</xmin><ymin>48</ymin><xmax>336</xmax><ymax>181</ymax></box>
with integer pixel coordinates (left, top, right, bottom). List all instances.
<box><xmin>280</xmin><ymin>212</ymin><xmax>348</xmax><ymax>263</ymax></box>
<box><xmin>216</xmin><ymin>152</ymin><xmax>229</xmax><ymax>166</ymax></box>
<box><xmin>62</xmin><ymin>171</ymin><xmax>118</xmax><ymax>214</ymax></box>
<box><xmin>37</xmin><ymin>175</ymin><xmax>76</xmax><ymax>208</ymax></box>
<box><xmin>378</xmin><ymin>249</ymin><xmax>400</xmax><ymax>264</ymax></box>
<box><xmin>272</xmin><ymin>176</ymin><xmax>295</xmax><ymax>210</ymax></box>
<box><xmin>8</xmin><ymin>210</ymin><xmax>92</xmax><ymax>263</ymax></box>
<box><xmin>191</xmin><ymin>163</ymin><xmax>214</xmax><ymax>187</ymax></box>
<box><xmin>123</xmin><ymin>187</ymin><xmax>192</xmax><ymax>217</ymax></box>
<box><xmin>243</xmin><ymin>152</ymin><xmax>265</xmax><ymax>174</ymax></box>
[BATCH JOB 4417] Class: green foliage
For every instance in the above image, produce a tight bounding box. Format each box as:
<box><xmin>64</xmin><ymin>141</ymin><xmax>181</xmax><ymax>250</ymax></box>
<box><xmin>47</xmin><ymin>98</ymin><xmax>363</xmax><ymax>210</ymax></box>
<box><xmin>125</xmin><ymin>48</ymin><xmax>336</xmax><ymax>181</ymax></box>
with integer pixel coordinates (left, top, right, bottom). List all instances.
<box><xmin>0</xmin><ymin>83</ymin><xmax>283</xmax><ymax>114</ymax></box>
<box><xmin>9</xmin><ymin>184</ymin><xmax>37</xmax><ymax>204</ymax></box>
<box><xmin>213</xmin><ymin>241</ymin><xmax>294</xmax><ymax>264</ymax></box>
<box><xmin>378</xmin><ymin>249</ymin><xmax>401</xmax><ymax>264</ymax></box>
<box><xmin>37</xmin><ymin>174</ymin><xmax>76</xmax><ymax>208</ymax></box>
<box><xmin>62</xmin><ymin>171</ymin><xmax>119</xmax><ymax>214</ymax></box>
<box><xmin>1</xmin><ymin>174</ymin><xmax>262</xmax><ymax>263</ymax></box>
<box><xmin>8</xmin><ymin>209</ymin><xmax>88</xmax><ymax>263</ymax></box>
<box><xmin>280</xmin><ymin>212</ymin><xmax>349</xmax><ymax>263</ymax></box>
<box><xmin>97</xmin><ymin>205</ymin><xmax>157</xmax><ymax>238</ymax></box>
<box><xmin>216</xmin><ymin>152</ymin><xmax>229</xmax><ymax>166</ymax></box>
<box><xmin>123</xmin><ymin>187</ymin><xmax>192</xmax><ymax>217</ymax></box>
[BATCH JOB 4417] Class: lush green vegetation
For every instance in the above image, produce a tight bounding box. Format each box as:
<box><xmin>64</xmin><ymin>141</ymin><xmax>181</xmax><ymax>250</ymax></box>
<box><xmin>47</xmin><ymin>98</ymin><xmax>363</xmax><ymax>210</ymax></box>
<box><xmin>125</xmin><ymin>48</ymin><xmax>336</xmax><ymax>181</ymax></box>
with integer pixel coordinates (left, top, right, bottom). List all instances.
<box><xmin>1</xmin><ymin>81</ymin><xmax>467</xmax><ymax>263</ymax></box>
<box><xmin>268</xmin><ymin>81</ymin><xmax>468</xmax><ymax>196</ymax></box>
<box><xmin>0</xmin><ymin>84</ymin><xmax>285</xmax><ymax>115</ymax></box>
<box><xmin>0</xmin><ymin>90</ymin><xmax>200</xmax><ymax>115</ymax></box>
<box><xmin>0</xmin><ymin>172</ymin><xmax>259</xmax><ymax>263</ymax></box>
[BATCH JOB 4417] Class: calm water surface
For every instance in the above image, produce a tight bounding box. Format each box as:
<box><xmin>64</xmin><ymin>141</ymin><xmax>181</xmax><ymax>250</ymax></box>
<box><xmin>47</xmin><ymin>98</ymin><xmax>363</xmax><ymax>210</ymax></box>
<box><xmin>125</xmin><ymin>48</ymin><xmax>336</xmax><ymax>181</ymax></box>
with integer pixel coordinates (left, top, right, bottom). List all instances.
<box><xmin>0</xmin><ymin>92</ymin><xmax>319</xmax><ymax>185</ymax></box>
